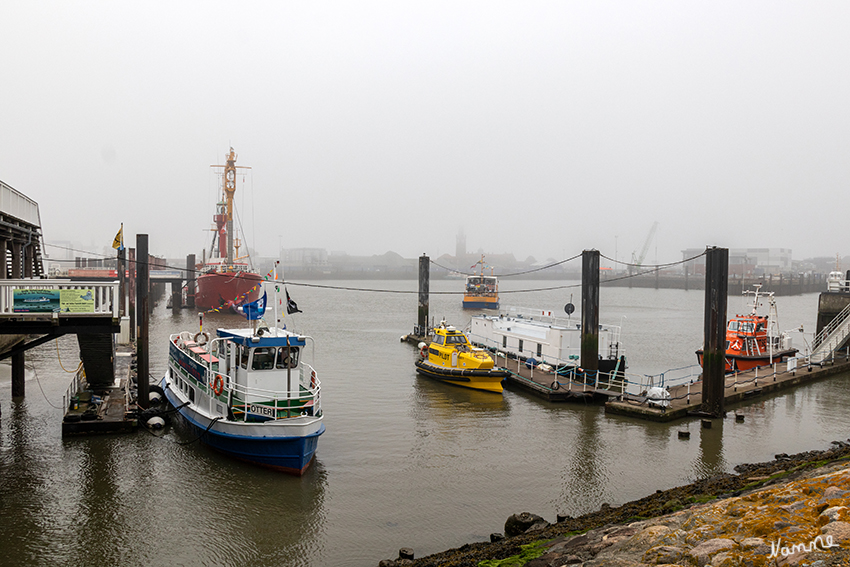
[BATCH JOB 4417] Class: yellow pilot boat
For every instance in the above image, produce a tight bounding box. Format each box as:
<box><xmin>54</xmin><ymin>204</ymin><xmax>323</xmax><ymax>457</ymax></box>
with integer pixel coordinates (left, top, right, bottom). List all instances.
<box><xmin>415</xmin><ymin>323</ymin><xmax>508</xmax><ymax>393</ymax></box>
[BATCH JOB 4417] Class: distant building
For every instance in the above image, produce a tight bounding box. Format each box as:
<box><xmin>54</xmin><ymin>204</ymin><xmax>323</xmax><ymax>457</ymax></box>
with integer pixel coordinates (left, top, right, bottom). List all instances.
<box><xmin>280</xmin><ymin>248</ymin><xmax>329</xmax><ymax>271</ymax></box>
<box><xmin>682</xmin><ymin>248</ymin><xmax>792</xmax><ymax>276</ymax></box>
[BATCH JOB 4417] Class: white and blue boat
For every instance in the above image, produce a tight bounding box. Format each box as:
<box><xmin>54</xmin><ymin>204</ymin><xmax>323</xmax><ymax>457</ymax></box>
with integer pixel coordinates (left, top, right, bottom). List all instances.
<box><xmin>162</xmin><ymin>287</ymin><xmax>323</xmax><ymax>475</ymax></box>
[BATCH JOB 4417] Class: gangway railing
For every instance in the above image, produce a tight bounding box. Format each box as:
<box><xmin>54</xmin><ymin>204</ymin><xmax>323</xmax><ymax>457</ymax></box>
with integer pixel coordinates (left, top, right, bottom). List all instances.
<box><xmin>0</xmin><ymin>279</ymin><xmax>119</xmax><ymax>317</ymax></box>
<box><xmin>809</xmin><ymin>301</ymin><xmax>850</xmax><ymax>364</ymax></box>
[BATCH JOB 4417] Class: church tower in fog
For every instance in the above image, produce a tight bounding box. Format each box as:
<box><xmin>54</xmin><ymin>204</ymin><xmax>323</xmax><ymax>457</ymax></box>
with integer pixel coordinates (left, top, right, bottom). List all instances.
<box><xmin>456</xmin><ymin>229</ymin><xmax>467</xmax><ymax>270</ymax></box>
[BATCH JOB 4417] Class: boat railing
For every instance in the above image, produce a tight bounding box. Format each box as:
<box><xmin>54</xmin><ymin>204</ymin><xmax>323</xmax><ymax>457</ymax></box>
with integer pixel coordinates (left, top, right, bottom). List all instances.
<box><xmin>227</xmin><ymin>363</ymin><xmax>321</xmax><ymax>418</ymax></box>
<box><xmin>171</xmin><ymin>337</ymin><xmax>321</xmax><ymax>420</ymax></box>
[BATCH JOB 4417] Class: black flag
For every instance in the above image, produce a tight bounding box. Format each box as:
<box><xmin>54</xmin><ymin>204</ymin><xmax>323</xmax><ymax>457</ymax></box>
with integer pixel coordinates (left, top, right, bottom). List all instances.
<box><xmin>286</xmin><ymin>288</ymin><xmax>302</xmax><ymax>314</ymax></box>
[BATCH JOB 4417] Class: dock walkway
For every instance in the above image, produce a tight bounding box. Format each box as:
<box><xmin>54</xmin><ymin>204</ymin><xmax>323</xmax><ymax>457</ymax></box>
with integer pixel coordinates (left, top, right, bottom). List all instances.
<box><xmin>498</xmin><ymin>354</ymin><xmax>624</xmax><ymax>402</ymax></box>
<box><xmin>606</xmin><ymin>354</ymin><xmax>850</xmax><ymax>422</ymax></box>
<box><xmin>62</xmin><ymin>344</ymin><xmax>138</xmax><ymax>435</ymax></box>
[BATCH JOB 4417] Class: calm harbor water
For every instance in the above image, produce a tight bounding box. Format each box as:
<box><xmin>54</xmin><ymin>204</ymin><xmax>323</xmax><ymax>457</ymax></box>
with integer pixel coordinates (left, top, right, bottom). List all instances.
<box><xmin>1</xmin><ymin>280</ymin><xmax>847</xmax><ymax>567</ymax></box>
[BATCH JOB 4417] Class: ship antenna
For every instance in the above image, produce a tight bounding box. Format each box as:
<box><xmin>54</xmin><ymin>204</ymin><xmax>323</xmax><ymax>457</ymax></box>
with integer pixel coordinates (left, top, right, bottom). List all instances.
<box><xmin>272</xmin><ymin>261</ymin><xmax>279</xmax><ymax>337</ymax></box>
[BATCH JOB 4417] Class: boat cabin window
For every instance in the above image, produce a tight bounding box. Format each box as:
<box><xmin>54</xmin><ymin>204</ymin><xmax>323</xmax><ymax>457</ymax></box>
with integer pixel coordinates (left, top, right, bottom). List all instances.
<box><xmin>251</xmin><ymin>347</ymin><xmax>276</xmax><ymax>370</ymax></box>
<box><xmin>739</xmin><ymin>322</ymin><xmax>754</xmax><ymax>333</ymax></box>
<box><xmin>240</xmin><ymin>345</ymin><xmax>250</xmax><ymax>369</ymax></box>
<box><xmin>433</xmin><ymin>335</ymin><xmax>445</xmax><ymax>345</ymax></box>
<box><xmin>445</xmin><ymin>334</ymin><xmax>468</xmax><ymax>345</ymax></box>
<box><xmin>728</xmin><ymin>321</ymin><xmax>739</xmax><ymax>331</ymax></box>
<box><xmin>276</xmin><ymin>347</ymin><xmax>299</xmax><ymax>369</ymax></box>
<box><xmin>518</xmin><ymin>339</ymin><xmax>524</xmax><ymax>352</ymax></box>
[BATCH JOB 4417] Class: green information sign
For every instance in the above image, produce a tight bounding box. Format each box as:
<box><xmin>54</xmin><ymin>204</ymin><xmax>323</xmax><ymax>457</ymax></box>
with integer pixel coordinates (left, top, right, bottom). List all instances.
<box><xmin>60</xmin><ymin>289</ymin><xmax>95</xmax><ymax>313</ymax></box>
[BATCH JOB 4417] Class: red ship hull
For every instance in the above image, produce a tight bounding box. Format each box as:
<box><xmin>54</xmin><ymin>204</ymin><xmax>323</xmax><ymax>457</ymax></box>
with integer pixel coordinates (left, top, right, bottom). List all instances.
<box><xmin>195</xmin><ymin>271</ymin><xmax>263</xmax><ymax>311</ymax></box>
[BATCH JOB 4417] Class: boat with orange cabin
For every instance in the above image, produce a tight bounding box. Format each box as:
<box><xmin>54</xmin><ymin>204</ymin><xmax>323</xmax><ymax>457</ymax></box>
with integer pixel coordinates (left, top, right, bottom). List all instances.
<box><xmin>696</xmin><ymin>285</ymin><xmax>797</xmax><ymax>373</ymax></box>
<box><xmin>462</xmin><ymin>255</ymin><xmax>499</xmax><ymax>310</ymax></box>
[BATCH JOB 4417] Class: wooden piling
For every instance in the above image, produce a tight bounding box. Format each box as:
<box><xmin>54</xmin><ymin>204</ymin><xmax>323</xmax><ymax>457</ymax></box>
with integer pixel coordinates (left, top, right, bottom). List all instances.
<box><xmin>118</xmin><ymin>247</ymin><xmax>126</xmax><ymax>317</ymax></box>
<box><xmin>186</xmin><ymin>254</ymin><xmax>196</xmax><ymax>308</ymax></box>
<box><xmin>701</xmin><ymin>246</ymin><xmax>728</xmax><ymax>417</ymax></box>
<box><xmin>128</xmin><ymin>248</ymin><xmax>136</xmax><ymax>340</ymax></box>
<box><xmin>581</xmin><ymin>250</ymin><xmax>600</xmax><ymax>373</ymax></box>
<box><xmin>170</xmin><ymin>279</ymin><xmax>182</xmax><ymax>310</ymax></box>
<box><xmin>136</xmin><ymin>234</ymin><xmax>150</xmax><ymax>408</ymax></box>
<box><xmin>11</xmin><ymin>350</ymin><xmax>24</xmax><ymax>398</ymax></box>
<box><xmin>418</xmin><ymin>254</ymin><xmax>429</xmax><ymax>335</ymax></box>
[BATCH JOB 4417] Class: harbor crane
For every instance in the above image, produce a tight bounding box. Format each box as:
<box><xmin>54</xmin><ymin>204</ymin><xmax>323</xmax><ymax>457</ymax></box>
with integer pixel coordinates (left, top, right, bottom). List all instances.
<box><xmin>631</xmin><ymin>221</ymin><xmax>659</xmax><ymax>271</ymax></box>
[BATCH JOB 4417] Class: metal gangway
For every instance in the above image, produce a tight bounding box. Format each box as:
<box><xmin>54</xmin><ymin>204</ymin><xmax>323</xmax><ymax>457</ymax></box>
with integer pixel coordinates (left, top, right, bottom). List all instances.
<box><xmin>809</xmin><ymin>301</ymin><xmax>850</xmax><ymax>364</ymax></box>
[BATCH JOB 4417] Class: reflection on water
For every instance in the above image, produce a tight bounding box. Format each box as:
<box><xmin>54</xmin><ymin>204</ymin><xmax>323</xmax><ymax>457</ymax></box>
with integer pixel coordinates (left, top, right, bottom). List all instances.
<box><xmin>562</xmin><ymin>408</ymin><xmax>607</xmax><ymax>517</ymax></box>
<box><xmin>0</xmin><ymin>283</ymin><xmax>848</xmax><ymax>566</ymax></box>
<box><xmin>691</xmin><ymin>419</ymin><xmax>727</xmax><ymax>480</ymax></box>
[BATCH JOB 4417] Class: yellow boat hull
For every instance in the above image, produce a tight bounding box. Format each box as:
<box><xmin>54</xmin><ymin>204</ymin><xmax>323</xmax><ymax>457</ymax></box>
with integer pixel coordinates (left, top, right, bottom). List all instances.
<box><xmin>414</xmin><ymin>360</ymin><xmax>506</xmax><ymax>393</ymax></box>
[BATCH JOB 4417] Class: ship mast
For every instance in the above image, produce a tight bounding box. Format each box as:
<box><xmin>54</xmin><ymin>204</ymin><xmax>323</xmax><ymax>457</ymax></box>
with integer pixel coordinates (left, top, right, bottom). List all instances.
<box><xmin>211</xmin><ymin>147</ymin><xmax>251</xmax><ymax>264</ymax></box>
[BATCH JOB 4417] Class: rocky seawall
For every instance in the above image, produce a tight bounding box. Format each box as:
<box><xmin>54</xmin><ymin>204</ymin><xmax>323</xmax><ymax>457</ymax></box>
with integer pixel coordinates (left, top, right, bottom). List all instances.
<box><xmin>378</xmin><ymin>443</ymin><xmax>850</xmax><ymax>567</ymax></box>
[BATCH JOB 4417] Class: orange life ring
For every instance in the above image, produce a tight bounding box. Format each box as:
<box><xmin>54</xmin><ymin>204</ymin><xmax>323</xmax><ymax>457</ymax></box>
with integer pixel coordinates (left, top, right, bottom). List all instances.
<box><xmin>212</xmin><ymin>375</ymin><xmax>224</xmax><ymax>396</ymax></box>
<box><xmin>420</xmin><ymin>345</ymin><xmax>429</xmax><ymax>358</ymax></box>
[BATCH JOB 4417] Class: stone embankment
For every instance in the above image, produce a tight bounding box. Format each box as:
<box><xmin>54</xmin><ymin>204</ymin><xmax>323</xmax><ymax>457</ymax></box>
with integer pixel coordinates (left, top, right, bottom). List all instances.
<box><xmin>379</xmin><ymin>443</ymin><xmax>850</xmax><ymax>567</ymax></box>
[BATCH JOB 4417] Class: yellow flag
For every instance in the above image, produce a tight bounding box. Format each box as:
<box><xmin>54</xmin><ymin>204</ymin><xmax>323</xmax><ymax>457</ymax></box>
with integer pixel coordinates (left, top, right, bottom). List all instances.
<box><xmin>112</xmin><ymin>224</ymin><xmax>123</xmax><ymax>250</ymax></box>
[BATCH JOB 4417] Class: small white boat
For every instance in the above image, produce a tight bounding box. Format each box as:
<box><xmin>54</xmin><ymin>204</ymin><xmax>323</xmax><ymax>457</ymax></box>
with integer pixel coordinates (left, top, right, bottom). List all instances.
<box><xmin>162</xmin><ymin>285</ymin><xmax>323</xmax><ymax>475</ymax></box>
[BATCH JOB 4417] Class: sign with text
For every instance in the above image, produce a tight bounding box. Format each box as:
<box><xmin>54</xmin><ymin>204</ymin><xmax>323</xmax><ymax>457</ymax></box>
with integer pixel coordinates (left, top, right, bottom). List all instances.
<box><xmin>13</xmin><ymin>289</ymin><xmax>60</xmax><ymax>313</ymax></box>
<box><xmin>13</xmin><ymin>289</ymin><xmax>95</xmax><ymax>313</ymax></box>
<box><xmin>59</xmin><ymin>289</ymin><xmax>95</xmax><ymax>313</ymax></box>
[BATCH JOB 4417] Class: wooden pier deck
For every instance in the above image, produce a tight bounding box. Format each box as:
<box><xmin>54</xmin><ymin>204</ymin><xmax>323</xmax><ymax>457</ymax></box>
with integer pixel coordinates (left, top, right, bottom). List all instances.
<box><xmin>498</xmin><ymin>354</ymin><xmax>623</xmax><ymax>402</ymax></box>
<box><xmin>61</xmin><ymin>344</ymin><xmax>138</xmax><ymax>435</ymax></box>
<box><xmin>606</xmin><ymin>354</ymin><xmax>850</xmax><ymax>422</ymax></box>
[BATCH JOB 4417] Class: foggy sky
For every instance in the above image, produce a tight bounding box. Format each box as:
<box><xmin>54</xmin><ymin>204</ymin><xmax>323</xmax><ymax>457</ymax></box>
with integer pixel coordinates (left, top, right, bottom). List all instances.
<box><xmin>2</xmin><ymin>2</ymin><xmax>848</xmax><ymax>266</ymax></box>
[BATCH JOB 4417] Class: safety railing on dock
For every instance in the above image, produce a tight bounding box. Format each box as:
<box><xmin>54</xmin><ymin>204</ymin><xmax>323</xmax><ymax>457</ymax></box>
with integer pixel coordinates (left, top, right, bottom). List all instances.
<box><xmin>468</xmin><ymin>330</ymin><xmax>629</xmax><ymax>396</ymax></box>
<box><xmin>63</xmin><ymin>367</ymin><xmax>85</xmax><ymax>413</ymax></box>
<box><xmin>810</xmin><ymin>301</ymin><xmax>850</xmax><ymax>365</ymax></box>
<box><xmin>0</xmin><ymin>279</ymin><xmax>120</xmax><ymax>317</ymax></box>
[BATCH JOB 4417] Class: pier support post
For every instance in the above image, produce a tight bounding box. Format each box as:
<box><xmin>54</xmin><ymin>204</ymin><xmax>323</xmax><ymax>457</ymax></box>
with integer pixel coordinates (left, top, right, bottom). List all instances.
<box><xmin>11</xmin><ymin>351</ymin><xmax>24</xmax><ymax>398</ymax></box>
<box><xmin>0</xmin><ymin>239</ymin><xmax>7</xmax><ymax>279</ymax></box>
<box><xmin>701</xmin><ymin>246</ymin><xmax>728</xmax><ymax>417</ymax></box>
<box><xmin>23</xmin><ymin>243</ymin><xmax>33</xmax><ymax>278</ymax></box>
<box><xmin>129</xmin><ymin>248</ymin><xmax>136</xmax><ymax>340</ymax></box>
<box><xmin>170</xmin><ymin>279</ymin><xmax>182</xmax><ymax>311</ymax></box>
<box><xmin>10</xmin><ymin>241</ymin><xmax>21</xmax><ymax>278</ymax></box>
<box><xmin>136</xmin><ymin>235</ymin><xmax>150</xmax><ymax>409</ymax></box>
<box><xmin>418</xmin><ymin>254</ymin><xmax>429</xmax><ymax>337</ymax></box>
<box><xmin>118</xmin><ymin>247</ymin><xmax>126</xmax><ymax>317</ymax></box>
<box><xmin>581</xmin><ymin>250</ymin><xmax>600</xmax><ymax>375</ymax></box>
<box><xmin>186</xmin><ymin>254</ymin><xmax>196</xmax><ymax>308</ymax></box>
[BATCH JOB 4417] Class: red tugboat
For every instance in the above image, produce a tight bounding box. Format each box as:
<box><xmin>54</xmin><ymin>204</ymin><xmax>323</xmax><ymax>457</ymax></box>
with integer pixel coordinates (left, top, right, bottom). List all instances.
<box><xmin>696</xmin><ymin>284</ymin><xmax>797</xmax><ymax>373</ymax></box>
<box><xmin>194</xmin><ymin>148</ymin><xmax>263</xmax><ymax>311</ymax></box>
